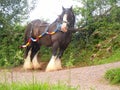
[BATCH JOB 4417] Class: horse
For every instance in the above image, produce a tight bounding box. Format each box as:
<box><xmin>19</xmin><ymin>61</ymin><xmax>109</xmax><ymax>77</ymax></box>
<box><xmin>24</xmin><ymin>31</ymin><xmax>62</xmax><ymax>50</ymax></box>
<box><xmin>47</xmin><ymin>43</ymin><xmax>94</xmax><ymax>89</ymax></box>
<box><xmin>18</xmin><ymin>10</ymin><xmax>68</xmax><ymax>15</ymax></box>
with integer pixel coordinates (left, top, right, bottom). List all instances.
<box><xmin>22</xmin><ymin>6</ymin><xmax>75</xmax><ymax>72</ymax></box>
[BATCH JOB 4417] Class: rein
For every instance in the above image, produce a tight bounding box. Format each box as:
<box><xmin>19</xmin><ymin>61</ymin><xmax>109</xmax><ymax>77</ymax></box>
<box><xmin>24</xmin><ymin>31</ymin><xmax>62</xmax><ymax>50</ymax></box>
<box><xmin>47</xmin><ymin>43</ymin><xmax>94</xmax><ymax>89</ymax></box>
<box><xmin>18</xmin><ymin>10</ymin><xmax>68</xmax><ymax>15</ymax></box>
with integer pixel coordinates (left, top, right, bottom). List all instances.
<box><xmin>20</xmin><ymin>23</ymin><xmax>62</xmax><ymax>48</ymax></box>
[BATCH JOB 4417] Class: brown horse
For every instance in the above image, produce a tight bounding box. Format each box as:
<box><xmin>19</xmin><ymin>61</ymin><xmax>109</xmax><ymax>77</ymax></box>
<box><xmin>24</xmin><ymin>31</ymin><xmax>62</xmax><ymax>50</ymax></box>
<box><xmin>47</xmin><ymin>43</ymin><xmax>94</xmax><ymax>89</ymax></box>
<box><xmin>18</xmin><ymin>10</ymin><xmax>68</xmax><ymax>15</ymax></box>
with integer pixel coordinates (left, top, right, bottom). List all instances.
<box><xmin>23</xmin><ymin>6</ymin><xmax>75</xmax><ymax>71</ymax></box>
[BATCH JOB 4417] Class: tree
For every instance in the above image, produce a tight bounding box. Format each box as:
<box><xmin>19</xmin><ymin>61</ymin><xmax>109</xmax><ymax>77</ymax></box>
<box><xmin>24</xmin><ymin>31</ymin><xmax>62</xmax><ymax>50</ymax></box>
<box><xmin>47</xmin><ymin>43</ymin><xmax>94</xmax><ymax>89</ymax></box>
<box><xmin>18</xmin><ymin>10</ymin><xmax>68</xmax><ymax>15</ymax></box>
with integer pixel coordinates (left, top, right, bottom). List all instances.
<box><xmin>74</xmin><ymin>0</ymin><xmax>119</xmax><ymax>25</ymax></box>
<box><xmin>0</xmin><ymin>0</ymin><xmax>37</xmax><ymax>67</ymax></box>
<box><xmin>74</xmin><ymin>0</ymin><xmax>120</xmax><ymax>33</ymax></box>
<box><xmin>73</xmin><ymin>0</ymin><xmax>120</xmax><ymax>48</ymax></box>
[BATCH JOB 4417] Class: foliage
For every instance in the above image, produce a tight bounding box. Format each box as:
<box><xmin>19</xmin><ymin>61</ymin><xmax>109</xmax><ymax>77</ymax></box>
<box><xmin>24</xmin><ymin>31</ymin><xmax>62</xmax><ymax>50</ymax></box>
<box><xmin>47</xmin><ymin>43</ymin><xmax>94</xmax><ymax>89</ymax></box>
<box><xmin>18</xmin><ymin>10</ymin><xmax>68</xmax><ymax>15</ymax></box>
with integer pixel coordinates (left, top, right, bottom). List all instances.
<box><xmin>65</xmin><ymin>53</ymin><xmax>75</xmax><ymax>68</ymax></box>
<box><xmin>104</xmin><ymin>68</ymin><xmax>120</xmax><ymax>84</ymax></box>
<box><xmin>0</xmin><ymin>0</ymin><xmax>37</xmax><ymax>25</ymax></box>
<box><xmin>0</xmin><ymin>25</ymin><xmax>25</xmax><ymax>67</ymax></box>
<box><xmin>0</xmin><ymin>0</ymin><xmax>37</xmax><ymax>67</ymax></box>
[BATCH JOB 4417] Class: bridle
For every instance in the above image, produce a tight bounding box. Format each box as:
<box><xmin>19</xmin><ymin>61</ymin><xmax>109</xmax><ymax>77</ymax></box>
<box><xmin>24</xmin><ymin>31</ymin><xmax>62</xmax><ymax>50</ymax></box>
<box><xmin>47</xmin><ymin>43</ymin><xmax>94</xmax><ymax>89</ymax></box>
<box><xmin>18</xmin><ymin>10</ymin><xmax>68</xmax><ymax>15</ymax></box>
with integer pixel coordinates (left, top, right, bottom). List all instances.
<box><xmin>56</xmin><ymin>10</ymin><xmax>74</xmax><ymax>32</ymax></box>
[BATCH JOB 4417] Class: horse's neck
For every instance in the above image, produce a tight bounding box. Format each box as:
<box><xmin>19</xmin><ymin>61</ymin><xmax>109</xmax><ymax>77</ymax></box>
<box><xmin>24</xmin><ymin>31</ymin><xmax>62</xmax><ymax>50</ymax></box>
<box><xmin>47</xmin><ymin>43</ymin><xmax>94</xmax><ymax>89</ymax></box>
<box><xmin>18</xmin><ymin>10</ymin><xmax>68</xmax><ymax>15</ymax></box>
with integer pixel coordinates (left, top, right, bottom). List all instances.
<box><xmin>48</xmin><ymin>22</ymin><xmax>57</xmax><ymax>32</ymax></box>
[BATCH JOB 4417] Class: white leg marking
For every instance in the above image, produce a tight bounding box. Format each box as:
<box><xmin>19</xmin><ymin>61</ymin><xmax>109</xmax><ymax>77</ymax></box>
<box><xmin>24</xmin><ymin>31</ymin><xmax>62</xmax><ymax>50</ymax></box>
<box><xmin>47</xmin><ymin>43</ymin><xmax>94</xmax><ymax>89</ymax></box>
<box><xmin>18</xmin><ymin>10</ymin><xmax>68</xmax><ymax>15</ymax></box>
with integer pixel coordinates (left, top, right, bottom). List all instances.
<box><xmin>23</xmin><ymin>50</ymin><xmax>33</xmax><ymax>70</ymax></box>
<box><xmin>55</xmin><ymin>58</ymin><xmax>62</xmax><ymax>70</ymax></box>
<box><xmin>46</xmin><ymin>56</ymin><xmax>62</xmax><ymax>72</ymax></box>
<box><xmin>32</xmin><ymin>52</ymin><xmax>41</xmax><ymax>69</ymax></box>
<box><xmin>46</xmin><ymin>55</ymin><xmax>56</xmax><ymax>72</ymax></box>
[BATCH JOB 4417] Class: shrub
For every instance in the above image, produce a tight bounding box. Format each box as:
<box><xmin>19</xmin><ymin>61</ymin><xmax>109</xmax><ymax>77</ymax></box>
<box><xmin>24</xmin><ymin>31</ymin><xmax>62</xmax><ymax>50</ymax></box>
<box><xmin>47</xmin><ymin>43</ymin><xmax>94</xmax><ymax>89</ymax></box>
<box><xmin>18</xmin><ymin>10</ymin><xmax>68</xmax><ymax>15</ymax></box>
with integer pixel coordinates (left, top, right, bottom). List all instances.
<box><xmin>104</xmin><ymin>68</ymin><xmax>120</xmax><ymax>84</ymax></box>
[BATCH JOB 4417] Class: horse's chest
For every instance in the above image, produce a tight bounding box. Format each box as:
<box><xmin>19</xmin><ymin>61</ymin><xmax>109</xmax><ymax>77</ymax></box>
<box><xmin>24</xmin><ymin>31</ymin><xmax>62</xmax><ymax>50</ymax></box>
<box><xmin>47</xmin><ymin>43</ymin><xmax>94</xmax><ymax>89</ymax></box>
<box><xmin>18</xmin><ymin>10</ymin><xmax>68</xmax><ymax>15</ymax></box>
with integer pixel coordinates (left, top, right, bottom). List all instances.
<box><xmin>39</xmin><ymin>35</ymin><xmax>52</xmax><ymax>46</ymax></box>
<box><xmin>51</xmin><ymin>32</ymin><xmax>72</xmax><ymax>46</ymax></box>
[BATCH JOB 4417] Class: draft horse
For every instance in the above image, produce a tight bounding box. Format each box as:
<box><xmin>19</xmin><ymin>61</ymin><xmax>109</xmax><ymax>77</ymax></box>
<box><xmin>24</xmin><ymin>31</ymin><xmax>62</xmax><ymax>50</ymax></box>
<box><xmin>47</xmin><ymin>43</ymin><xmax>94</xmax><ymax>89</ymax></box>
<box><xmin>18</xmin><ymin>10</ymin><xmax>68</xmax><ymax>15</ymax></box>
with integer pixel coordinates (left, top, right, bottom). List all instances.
<box><xmin>22</xmin><ymin>6</ymin><xmax>75</xmax><ymax>71</ymax></box>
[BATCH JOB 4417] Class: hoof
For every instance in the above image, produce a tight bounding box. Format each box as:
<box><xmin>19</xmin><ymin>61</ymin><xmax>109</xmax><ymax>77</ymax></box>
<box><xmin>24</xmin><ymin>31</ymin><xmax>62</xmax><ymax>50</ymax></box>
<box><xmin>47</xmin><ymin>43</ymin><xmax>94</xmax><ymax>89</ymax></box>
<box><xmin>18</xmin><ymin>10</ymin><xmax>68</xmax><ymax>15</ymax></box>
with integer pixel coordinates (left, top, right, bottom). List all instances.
<box><xmin>33</xmin><ymin>63</ymin><xmax>42</xmax><ymax>70</ymax></box>
<box><xmin>45</xmin><ymin>67</ymin><xmax>62</xmax><ymax>72</ymax></box>
<box><xmin>23</xmin><ymin>62</ymin><xmax>33</xmax><ymax>70</ymax></box>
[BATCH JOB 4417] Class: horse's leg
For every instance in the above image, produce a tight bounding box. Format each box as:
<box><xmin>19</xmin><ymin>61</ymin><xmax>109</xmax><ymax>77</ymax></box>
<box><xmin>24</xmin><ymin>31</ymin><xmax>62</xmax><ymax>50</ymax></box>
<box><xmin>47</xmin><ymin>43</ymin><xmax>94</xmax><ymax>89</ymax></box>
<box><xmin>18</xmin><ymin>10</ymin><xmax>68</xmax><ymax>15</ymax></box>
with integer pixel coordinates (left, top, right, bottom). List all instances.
<box><xmin>56</xmin><ymin>45</ymin><xmax>69</xmax><ymax>69</ymax></box>
<box><xmin>23</xmin><ymin>46</ymin><xmax>33</xmax><ymax>70</ymax></box>
<box><xmin>31</xmin><ymin>42</ymin><xmax>41</xmax><ymax>69</ymax></box>
<box><xmin>46</xmin><ymin>41</ymin><xmax>62</xmax><ymax>72</ymax></box>
<box><xmin>56</xmin><ymin>47</ymin><xmax>65</xmax><ymax>67</ymax></box>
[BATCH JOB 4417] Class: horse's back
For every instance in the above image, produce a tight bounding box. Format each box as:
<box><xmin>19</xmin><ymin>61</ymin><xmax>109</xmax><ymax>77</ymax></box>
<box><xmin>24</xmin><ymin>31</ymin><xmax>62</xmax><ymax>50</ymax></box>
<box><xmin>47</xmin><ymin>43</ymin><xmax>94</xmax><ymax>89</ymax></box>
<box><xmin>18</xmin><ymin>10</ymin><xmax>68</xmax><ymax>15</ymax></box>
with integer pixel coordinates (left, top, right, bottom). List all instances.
<box><xmin>24</xmin><ymin>19</ymin><xmax>52</xmax><ymax>46</ymax></box>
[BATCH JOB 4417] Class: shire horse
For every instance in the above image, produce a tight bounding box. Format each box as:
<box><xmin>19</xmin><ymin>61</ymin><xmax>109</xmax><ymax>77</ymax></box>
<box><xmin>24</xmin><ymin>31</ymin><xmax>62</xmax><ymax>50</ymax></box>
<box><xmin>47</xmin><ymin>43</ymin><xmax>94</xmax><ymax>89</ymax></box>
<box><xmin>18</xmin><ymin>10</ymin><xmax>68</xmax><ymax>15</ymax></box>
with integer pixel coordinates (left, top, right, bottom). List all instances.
<box><xmin>23</xmin><ymin>6</ymin><xmax>75</xmax><ymax>71</ymax></box>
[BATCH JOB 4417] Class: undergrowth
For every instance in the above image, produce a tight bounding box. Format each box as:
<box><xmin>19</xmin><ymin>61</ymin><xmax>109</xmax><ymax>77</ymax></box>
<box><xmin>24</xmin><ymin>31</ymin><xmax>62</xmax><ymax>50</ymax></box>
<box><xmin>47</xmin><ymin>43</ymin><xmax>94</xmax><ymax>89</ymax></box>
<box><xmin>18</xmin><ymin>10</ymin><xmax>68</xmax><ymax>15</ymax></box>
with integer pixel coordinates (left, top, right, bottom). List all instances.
<box><xmin>62</xmin><ymin>27</ymin><xmax>120</xmax><ymax>67</ymax></box>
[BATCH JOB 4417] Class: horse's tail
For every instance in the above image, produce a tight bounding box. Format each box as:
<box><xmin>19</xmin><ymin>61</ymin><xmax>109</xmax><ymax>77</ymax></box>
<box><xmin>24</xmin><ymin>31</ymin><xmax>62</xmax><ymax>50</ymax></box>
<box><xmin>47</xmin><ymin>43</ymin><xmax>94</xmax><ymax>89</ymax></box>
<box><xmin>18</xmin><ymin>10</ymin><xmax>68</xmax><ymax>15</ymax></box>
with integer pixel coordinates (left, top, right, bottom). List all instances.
<box><xmin>19</xmin><ymin>23</ymin><xmax>32</xmax><ymax>48</ymax></box>
<box><xmin>24</xmin><ymin>23</ymin><xmax>33</xmax><ymax>44</ymax></box>
<box><xmin>20</xmin><ymin>20</ymin><xmax>41</xmax><ymax>48</ymax></box>
<box><xmin>20</xmin><ymin>20</ymin><xmax>49</xmax><ymax>48</ymax></box>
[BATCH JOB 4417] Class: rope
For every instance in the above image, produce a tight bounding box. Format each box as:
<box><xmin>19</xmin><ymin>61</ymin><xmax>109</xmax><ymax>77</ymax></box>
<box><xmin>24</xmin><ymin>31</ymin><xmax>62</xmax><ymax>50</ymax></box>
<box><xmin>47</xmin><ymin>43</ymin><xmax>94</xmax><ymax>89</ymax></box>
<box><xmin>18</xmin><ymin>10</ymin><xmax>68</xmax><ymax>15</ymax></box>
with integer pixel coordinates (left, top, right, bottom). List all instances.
<box><xmin>20</xmin><ymin>23</ymin><xmax>61</xmax><ymax>48</ymax></box>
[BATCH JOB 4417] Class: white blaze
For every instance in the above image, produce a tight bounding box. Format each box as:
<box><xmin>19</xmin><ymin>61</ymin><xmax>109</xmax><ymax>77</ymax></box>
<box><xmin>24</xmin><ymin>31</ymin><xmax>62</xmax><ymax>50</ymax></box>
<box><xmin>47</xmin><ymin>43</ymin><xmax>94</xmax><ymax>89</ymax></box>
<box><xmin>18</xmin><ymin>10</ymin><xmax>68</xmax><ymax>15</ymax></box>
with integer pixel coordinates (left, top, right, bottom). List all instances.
<box><xmin>63</xmin><ymin>14</ymin><xmax>67</xmax><ymax>22</ymax></box>
<box><xmin>61</xmin><ymin>14</ymin><xmax>68</xmax><ymax>32</ymax></box>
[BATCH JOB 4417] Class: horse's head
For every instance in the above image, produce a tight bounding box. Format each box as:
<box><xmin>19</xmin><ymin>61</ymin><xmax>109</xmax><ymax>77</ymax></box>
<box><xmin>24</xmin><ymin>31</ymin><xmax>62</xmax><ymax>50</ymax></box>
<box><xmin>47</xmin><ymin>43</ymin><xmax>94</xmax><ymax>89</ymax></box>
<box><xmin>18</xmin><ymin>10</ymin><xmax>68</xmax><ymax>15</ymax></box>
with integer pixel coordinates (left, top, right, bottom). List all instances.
<box><xmin>57</xmin><ymin>6</ymin><xmax>75</xmax><ymax>32</ymax></box>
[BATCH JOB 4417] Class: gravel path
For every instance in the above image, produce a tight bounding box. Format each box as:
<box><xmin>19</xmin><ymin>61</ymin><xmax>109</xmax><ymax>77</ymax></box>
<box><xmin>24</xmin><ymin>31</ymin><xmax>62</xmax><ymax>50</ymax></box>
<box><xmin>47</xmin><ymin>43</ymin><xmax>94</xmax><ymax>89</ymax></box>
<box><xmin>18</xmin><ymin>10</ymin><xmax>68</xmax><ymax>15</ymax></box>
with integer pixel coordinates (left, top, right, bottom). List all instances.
<box><xmin>0</xmin><ymin>62</ymin><xmax>120</xmax><ymax>90</ymax></box>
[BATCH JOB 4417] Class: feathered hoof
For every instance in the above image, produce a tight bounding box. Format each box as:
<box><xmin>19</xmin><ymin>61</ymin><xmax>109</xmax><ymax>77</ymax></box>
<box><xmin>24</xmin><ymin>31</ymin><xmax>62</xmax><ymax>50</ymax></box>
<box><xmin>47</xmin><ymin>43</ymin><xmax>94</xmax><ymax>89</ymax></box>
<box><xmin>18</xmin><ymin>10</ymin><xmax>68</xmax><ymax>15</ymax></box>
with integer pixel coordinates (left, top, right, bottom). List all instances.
<box><xmin>45</xmin><ymin>60</ymin><xmax>62</xmax><ymax>72</ymax></box>
<box><xmin>33</xmin><ymin>63</ymin><xmax>42</xmax><ymax>70</ymax></box>
<box><xmin>23</xmin><ymin>62</ymin><xmax>33</xmax><ymax>70</ymax></box>
<box><xmin>45</xmin><ymin>66</ymin><xmax>62</xmax><ymax>72</ymax></box>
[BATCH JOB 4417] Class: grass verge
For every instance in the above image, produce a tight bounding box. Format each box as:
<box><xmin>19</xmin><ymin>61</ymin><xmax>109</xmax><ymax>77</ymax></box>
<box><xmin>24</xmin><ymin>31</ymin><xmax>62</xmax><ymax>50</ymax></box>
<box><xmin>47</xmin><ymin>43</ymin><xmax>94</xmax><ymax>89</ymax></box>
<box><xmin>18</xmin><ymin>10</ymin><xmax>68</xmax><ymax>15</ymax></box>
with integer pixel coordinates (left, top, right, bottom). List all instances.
<box><xmin>0</xmin><ymin>82</ymin><xmax>78</xmax><ymax>90</ymax></box>
<box><xmin>104</xmin><ymin>68</ymin><xmax>120</xmax><ymax>85</ymax></box>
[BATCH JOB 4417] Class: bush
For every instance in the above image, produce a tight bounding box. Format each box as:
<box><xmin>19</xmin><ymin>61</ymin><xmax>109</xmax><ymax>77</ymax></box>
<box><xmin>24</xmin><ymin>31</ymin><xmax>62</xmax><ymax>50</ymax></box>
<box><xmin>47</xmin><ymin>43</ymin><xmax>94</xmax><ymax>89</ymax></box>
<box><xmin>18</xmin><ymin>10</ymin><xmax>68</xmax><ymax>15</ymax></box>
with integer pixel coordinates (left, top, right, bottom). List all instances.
<box><xmin>104</xmin><ymin>68</ymin><xmax>120</xmax><ymax>84</ymax></box>
<box><xmin>0</xmin><ymin>25</ymin><xmax>24</xmax><ymax>67</ymax></box>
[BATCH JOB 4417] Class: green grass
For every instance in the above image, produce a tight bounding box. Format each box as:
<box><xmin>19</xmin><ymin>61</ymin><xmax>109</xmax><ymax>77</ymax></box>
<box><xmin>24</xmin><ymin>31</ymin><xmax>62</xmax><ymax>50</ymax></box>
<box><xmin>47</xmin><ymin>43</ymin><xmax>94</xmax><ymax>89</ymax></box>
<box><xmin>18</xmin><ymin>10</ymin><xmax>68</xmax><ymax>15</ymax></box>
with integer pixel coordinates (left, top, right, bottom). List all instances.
<box><xmin>104</xmin><ymin>68</ymin><xmax>120</xmax><ymax>85</ymax></box>
<box><xmin>0</xmin><ymin>82</ymin><xmax>78</xmax><ymax>90</ymax></box>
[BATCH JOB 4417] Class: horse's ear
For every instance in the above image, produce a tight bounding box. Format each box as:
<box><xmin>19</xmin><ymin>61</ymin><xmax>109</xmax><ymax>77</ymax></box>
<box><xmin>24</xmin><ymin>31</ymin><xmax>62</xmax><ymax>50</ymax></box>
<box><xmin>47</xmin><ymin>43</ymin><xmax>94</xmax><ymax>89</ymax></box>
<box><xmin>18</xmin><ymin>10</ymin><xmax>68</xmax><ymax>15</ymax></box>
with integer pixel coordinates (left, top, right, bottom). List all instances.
<box><xmin>70</xmin><ymin>6</ymin><xmax>73</xmax><ymax>10</ymax></box>
<box><xmin>62</xmin><ymin>6</ymin><xmax>65</xmax><ymax>11</ymax></box>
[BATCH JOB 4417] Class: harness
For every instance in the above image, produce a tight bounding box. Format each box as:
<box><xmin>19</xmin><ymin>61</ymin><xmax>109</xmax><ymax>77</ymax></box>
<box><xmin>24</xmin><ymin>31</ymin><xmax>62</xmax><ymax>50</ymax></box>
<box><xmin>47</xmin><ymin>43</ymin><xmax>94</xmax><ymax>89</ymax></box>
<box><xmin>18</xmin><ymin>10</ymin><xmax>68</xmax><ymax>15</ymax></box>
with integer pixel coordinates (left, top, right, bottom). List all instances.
<box><xmin>20</xmin><ymin>23</ymin><xmax>62</xmax><ymax>48</ymax></box>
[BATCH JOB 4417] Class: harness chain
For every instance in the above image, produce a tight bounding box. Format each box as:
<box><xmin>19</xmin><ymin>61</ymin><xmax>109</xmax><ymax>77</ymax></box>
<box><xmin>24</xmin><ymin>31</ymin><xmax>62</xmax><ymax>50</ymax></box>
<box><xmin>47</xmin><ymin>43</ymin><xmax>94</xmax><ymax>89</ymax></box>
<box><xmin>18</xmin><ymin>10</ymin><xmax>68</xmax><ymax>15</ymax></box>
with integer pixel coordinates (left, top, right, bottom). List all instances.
<box><xmin>20</xmin><ymin>23</ymin><xmax>61</xmax><ymax>48</ymax></box>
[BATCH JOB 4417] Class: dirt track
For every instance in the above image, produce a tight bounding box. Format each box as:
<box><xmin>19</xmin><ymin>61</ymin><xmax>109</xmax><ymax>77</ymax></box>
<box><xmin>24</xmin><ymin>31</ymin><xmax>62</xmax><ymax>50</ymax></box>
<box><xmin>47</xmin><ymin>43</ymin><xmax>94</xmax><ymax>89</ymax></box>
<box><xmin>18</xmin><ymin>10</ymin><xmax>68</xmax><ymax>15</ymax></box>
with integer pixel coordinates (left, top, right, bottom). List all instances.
<box><xmin>0</xmin><ymin>62</ymin><xmax>120</xmax><ymax>90</ymax></box>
